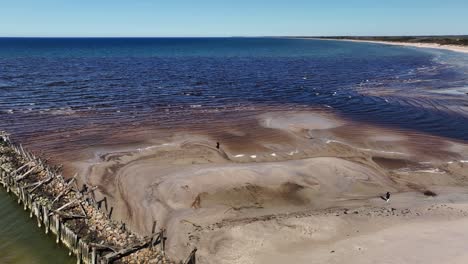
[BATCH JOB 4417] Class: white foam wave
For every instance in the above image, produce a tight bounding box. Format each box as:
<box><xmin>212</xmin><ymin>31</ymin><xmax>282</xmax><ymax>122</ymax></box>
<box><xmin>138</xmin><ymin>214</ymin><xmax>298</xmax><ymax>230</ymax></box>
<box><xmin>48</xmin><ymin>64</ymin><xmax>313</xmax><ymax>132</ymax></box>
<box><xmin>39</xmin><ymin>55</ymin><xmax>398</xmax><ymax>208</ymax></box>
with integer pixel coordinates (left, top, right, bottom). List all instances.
<box><xmin>325</xmin><ymin>139</ymin><xmax>406</xmax><ymax>155</ymax></box>
<box><xmin>413</xmin><ymin>168</ymin><xmax>445</xmax><ymax>174</ymax></box>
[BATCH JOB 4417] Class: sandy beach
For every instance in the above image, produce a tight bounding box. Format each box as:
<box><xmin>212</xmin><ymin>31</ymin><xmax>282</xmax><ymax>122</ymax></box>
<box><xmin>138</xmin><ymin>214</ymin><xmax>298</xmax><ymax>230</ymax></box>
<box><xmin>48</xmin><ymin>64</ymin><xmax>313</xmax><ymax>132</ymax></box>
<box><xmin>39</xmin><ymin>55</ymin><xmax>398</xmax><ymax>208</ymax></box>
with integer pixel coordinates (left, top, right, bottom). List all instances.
<box><xmin>71</xmin><ymin>109</ymin><xmax>468</xmax><ymax>263</ymax></box>
<box><xmin>1</xmin><ymin>0</ymin><xmax>468</xmax><ymax>262</ymax></box>
<box><xmin>314</xmin><ymin>38</ymin><xmax>468</xmax><ymax>54</ymax></box>
<box><xmin>3</xmin><ymin>35</ymin><xmax>468</xmax><ymax>264</ymax></box>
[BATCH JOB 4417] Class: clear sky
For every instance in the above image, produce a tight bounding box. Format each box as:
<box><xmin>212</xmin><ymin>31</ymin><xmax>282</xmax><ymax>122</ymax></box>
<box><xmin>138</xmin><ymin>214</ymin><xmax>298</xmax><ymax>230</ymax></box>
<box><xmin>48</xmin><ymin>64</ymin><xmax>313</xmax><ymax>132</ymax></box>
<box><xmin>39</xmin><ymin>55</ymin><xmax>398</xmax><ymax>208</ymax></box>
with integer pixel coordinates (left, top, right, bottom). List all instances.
<box><xmin>1</xmin><ymin>0</ymin><xmax>467</xmax><ymax>37</ymax></box>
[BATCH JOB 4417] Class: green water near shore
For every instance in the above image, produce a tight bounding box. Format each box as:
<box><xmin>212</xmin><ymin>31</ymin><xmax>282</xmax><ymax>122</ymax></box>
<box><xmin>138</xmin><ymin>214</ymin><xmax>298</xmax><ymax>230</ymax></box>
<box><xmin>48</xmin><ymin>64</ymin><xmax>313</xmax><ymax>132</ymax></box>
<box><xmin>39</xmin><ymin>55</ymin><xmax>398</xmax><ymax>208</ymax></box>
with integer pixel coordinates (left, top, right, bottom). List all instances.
<box><xmin>0</xmin><ymin>190</ymin><xmax>74</xmax><ymax>264</ymax></box>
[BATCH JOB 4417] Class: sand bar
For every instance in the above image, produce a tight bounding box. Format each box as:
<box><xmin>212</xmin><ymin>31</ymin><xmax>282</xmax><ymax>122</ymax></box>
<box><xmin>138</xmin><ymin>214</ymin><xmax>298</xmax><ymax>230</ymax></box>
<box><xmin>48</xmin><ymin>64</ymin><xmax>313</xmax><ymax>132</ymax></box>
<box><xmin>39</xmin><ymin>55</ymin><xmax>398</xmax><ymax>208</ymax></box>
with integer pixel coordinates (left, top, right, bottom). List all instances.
<box><xmin>71</xmin><ymin>110</ymin><xmax>468</xmax><ymax>263</ymax></box>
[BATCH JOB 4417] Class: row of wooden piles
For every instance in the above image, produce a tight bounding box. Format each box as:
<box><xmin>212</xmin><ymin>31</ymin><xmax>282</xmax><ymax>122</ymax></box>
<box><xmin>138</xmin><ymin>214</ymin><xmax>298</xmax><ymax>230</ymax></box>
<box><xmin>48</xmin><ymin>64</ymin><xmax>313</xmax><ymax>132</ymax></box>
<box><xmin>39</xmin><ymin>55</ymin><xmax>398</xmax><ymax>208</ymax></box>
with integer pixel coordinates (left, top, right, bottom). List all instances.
<box><xmin>0</xmin><ymin>132</ymin><xmax>196</xmax><ymax>264</ymax></box>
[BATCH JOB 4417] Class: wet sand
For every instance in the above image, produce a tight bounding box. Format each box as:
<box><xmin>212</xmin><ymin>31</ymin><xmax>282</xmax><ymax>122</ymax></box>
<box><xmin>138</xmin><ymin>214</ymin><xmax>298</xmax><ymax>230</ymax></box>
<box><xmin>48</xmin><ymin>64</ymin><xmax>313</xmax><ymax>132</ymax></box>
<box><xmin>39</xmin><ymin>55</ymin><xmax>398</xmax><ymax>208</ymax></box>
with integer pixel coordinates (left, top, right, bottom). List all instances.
<box><xmin>71</xmin><ymin>110</ymin><xmax>468</xmax><ymax>263</ymax></box>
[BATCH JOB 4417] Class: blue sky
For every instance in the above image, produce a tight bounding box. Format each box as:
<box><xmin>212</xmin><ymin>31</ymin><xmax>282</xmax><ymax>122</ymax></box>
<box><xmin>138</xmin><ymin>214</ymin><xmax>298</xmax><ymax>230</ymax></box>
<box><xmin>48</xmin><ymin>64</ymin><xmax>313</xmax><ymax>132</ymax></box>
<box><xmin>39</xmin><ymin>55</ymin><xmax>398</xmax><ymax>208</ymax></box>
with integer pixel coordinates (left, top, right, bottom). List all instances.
<box><xmin>1</xmin><ymin>0</ymin><xmax>467</xmax><ymax>37</ymax></box>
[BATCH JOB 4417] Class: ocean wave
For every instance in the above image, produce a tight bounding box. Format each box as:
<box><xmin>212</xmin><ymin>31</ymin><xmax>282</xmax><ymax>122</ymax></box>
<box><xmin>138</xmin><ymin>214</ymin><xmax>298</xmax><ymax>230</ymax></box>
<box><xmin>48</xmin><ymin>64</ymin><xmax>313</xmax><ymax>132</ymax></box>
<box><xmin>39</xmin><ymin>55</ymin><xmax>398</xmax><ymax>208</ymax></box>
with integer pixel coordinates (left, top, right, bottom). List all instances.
<box><xmin>45</xmin><ymin>81</ymin><xmax>69</xmax><ymax>87</ymax></box>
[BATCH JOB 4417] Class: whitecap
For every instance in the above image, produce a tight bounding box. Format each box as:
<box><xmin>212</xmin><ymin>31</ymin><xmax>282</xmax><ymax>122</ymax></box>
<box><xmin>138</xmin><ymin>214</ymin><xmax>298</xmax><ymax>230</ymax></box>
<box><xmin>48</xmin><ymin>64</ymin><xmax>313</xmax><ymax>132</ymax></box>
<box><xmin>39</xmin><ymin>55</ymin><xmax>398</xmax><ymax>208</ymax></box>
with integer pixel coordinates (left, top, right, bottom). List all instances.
<box><xmin>414</xmin><ymin>168</ymin><xmax>445</xmax><ymax>174</ymax></box>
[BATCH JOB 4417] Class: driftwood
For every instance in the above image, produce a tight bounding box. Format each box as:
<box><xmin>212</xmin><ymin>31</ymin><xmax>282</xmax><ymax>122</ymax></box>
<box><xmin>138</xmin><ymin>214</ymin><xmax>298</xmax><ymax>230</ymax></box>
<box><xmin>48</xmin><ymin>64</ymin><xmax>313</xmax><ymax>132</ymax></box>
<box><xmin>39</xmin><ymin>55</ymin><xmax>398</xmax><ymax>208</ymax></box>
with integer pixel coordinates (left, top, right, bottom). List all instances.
<box><xmin>224</xmin><ymin>205</ymin><xmax>264</xmax><ymax>214</ymax></box>
<box><xmin>180</xmin><ymin>219</ymin><xmax>202</xmax><ymax>229</ymax></box>
<box><xmin>191</xmin><ymin>194</ymin><xmax>201</xmax><ymax>209</ymax></box>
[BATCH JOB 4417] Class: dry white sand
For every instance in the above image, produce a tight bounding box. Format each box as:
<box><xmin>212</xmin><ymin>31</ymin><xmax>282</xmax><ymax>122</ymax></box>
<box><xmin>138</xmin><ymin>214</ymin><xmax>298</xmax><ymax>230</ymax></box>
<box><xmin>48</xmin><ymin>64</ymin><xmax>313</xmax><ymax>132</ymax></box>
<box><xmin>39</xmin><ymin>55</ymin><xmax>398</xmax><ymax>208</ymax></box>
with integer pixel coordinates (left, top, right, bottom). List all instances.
<box><xmin>72</xmin><ymin>111</ymin><xmax>468</xmax><ymax>263</ymax></box>
<box><xmin>314</xmin><ymin>38</ymin><xmax>468</xmax><ymax>54</ymax></box>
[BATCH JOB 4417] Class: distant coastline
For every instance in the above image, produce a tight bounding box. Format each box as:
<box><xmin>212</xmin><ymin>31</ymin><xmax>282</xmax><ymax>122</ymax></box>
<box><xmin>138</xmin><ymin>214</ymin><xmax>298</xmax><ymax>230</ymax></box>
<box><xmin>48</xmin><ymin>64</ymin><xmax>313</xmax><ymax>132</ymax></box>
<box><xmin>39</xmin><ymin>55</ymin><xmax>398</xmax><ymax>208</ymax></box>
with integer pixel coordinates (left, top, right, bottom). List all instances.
<box><xmin>300</xmin><ymin>36</ymin><xmax>468</xmax><ymax>54</ymax></box>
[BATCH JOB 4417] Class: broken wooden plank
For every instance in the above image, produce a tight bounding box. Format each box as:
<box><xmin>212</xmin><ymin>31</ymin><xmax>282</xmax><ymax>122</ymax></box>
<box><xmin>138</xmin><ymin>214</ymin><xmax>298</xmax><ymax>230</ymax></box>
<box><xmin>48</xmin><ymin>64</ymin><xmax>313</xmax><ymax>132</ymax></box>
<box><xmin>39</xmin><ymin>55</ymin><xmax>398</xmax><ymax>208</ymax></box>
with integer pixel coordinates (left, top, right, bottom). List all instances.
<box><xmin>101</xmin><ymin>239</ymin><xmax>151</xmax><ymax>263</ymax></box>
<box><xmin>88</xmin><ymin>243</ymin><xmax>119</xmax><ymax>253</ymax></box>
<box><xmin>51</xmin><ymin>177</ymin><xmax>76</xmax><ymax>205</ymax></box>
<box><xmin>16</xmin><ymin>167</ymin><xmax>36</xmax><ymax>181</ymax></box>
<box><xmin>54</xmin><ymin>198</ymin><xmax>79</xmax><ymax>212</ymax></box>
<box><xmin>11</xmin><ymin>162</ymin><xmax>32</xmax><ymax>175</ymax></box>
<box><xmin>53</xmin><ymin>211</ymin><xmax>88</xmax><ymax>220</ymax></box>
<box><xmin>29</xmin><ymin>177</ymin><xmax>53</xmax><ymax>192</ymax></box>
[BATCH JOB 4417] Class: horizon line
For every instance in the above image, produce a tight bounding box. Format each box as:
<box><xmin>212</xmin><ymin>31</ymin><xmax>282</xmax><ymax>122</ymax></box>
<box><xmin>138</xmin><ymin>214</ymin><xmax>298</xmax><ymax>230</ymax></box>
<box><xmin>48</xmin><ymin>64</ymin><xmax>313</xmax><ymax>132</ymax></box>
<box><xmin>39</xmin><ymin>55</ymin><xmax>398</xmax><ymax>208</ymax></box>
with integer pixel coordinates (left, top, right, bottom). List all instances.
<box><xmin>0</xmin><ymin>34</ymin><xmax>467</xmax><ymax>39</ymax></box>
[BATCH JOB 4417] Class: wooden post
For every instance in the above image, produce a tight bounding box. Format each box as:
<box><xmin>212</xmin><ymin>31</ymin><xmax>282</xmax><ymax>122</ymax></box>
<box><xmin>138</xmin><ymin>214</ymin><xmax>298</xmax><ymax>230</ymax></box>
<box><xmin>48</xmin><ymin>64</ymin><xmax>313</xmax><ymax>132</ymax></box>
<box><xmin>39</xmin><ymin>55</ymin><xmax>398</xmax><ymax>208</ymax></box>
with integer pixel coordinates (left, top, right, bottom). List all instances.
<box><xmin>184</xmin><ymin>248</ymin><xmax>197</xmax><ymax>264</ymax></box>
<box><xmin>36</xmin><ymin>204</ymin><xmax>42</xmax><ymax>228</ymax></box>
<box><xmin>91</xmin><ymin>247</ymin><xmax>97</xmax><ymax>264</ymax></box>
<box><xmin>56</xmin><ymin>216</ymin><xmax>61</xmax><ymax>244</ymax></box>
<box><xmin>161</xmin><ymin>229</ymin><xmax>166</xmax><ymax>252</ymax></box>
<box><xmin>150</xmin><ymin>221</ymin><xmax>157</xmax><ymax>248</ymax></box>
<box><xmin>108</xmin><ymin>207</ymin><xmax>113</xmax><ymax>219</ymax></box>
<box><xmin>43</xmin><ymin>206</ymin><xmax>50</xmax><ymax>234</ymax></box>
<box><xmin>104</xmin><ymin>196</ymin><xmax>108</xmax><ymax>211</ymax></box>
<box><xmin>76</xmin><ymin>240</ymin><xmax>82</xmax><ymax>264</ymax></box>
<box><xmin>1</xmin><ymin>138</ymin><xmax>175</xmax><ymax>264</ymax></box>
<box><xmin>151</xmin><ymin>220</ymin><xmax>157</xmax><ymax>234</ymax></box>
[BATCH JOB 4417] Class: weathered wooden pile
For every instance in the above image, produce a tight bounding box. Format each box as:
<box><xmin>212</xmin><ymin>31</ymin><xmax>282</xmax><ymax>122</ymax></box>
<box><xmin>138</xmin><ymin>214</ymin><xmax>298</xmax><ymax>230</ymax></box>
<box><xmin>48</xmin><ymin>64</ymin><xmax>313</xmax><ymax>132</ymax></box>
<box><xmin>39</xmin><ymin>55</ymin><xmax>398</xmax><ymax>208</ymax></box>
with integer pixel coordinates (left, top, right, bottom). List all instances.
<box><xmin>0</xmin><ymin>132</ymin><xmax>191</xmax><ymax>264</ymax></box>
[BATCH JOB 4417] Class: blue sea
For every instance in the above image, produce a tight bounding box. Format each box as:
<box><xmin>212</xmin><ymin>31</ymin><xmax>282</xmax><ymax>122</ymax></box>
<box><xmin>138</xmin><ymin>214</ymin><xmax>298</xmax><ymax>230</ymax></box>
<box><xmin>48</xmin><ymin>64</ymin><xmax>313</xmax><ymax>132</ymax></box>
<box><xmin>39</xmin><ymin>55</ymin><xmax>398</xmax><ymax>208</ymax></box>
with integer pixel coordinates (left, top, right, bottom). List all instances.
<box><xmin>0</xmin><ymin>37</ymin><xmax>468</xmax><ymax>263</ymax></box>
<box><xmin>1</xmin><ymin>38</ymin><xmax>467</xmax><ymax>147</ymax></box>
